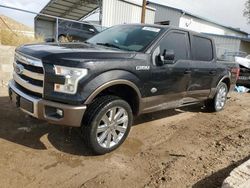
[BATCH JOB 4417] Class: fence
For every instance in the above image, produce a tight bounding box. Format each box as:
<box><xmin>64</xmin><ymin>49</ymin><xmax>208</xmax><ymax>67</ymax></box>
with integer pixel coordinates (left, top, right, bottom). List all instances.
<box><xmin>216</xmin><ymin>47</ymin><xmax>247</xmax><ymax>61</ymax></box>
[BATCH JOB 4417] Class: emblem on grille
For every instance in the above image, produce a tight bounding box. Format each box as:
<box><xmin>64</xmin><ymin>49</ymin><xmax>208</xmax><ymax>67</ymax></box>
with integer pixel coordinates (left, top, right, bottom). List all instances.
<box><xmin>15</xmin><ymin>64</ymin><xmax>24</xmax><ymax>75</ymax></box>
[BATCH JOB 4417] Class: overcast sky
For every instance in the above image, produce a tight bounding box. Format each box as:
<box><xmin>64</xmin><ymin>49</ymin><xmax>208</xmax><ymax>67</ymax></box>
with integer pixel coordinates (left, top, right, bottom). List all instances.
<box><xmin>0</xmin><ymin>0</ymin><xmax>249</xmax><ymax>33</ymax></box>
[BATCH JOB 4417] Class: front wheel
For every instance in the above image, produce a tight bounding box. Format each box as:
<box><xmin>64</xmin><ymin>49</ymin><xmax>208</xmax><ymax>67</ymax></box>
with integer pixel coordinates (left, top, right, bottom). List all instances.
<box><xmin>205</xmin><ymin>82</ymin><xmax>228</xmax><ymax>112</ymax></box>
<box><xmin>82</xmin><ymin>96</ymin><xmax>133</xmax><ymax>155</ymax></box>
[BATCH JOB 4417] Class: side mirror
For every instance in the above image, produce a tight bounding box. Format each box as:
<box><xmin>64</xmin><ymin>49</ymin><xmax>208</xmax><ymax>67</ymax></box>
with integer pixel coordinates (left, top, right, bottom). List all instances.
<box><xmin>156</xmin><ymin>50</ymin><xmax>175</xmax><ymax>66</ymax></box>
<box><xmin>163</xmin><ymin>50</ymin><xmax>175</xmax><ymax>61</ymax></box>
<box><xmin>88</xmin><ymin>28</ymin><xmax>95</xmax><ymax>33</ymax></box>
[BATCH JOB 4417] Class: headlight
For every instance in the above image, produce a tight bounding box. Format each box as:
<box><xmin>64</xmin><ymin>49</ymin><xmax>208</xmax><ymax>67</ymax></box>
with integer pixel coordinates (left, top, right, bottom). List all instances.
<box><xmin>54</xmin><ymin>65</ymin><xmax>88</xmax><ymax>94</ymax></box>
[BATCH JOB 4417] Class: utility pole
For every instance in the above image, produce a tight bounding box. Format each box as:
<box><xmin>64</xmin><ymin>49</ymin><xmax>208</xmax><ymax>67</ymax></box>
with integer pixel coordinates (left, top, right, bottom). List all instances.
<box><xmin>141</xmin><ymin>0</ymin><xmax>147</xmax><ymax>23</ymax></box>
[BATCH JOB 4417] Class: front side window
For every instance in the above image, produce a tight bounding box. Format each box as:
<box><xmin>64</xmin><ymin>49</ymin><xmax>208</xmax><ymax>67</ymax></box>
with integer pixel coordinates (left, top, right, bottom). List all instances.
<box><xmin>157</xmin><ymin>31</ymin><xmax>188</xmax><ymax>61</ymax></box>
<box><xmin>192</xmin><ymin>36</ymin><xmax>213</xmax><ymax>61</ymax></box>
<box><xmin>87</xmin><ymin>25</ymin><xmax>163</xmax><ymax>52</ymax></box>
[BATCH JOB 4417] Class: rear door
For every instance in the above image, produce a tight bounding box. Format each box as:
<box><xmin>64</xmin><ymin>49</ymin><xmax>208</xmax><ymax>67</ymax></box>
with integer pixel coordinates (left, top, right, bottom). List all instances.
<box><xmin>187</xmin><ymin>35</ymin><xmax>217</xmax><ymax>100</ymax></box>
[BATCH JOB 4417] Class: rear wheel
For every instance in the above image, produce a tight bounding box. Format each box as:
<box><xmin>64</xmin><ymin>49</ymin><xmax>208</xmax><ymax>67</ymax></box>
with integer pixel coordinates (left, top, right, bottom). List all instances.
<box><xmin>82</xmin><ymin>96</ymin><xmax>133</xmax><ymax>155</ymax></box>
<box><xmin>205</xmin><ymin>82</ymin><xmax>228</xmax><ymax>112</ymax></box>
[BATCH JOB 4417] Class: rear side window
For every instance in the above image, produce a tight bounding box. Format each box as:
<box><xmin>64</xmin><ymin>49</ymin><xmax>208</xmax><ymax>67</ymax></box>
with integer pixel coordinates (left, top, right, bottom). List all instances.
<box><xmin>158</xmin><ymin>31</ymin><xmax>188</xmax><ymax>60</ymax></box>
<box><xmin>82</xmin><ymin>24</ymin><xmax>95</xmax><ymax>32</ymax></box>
<box><xmin>72</xmin><ymin>23</ymin><xmax>82</xmax><ymax>29</ymax></box>
<box><xmin>192</xmin><ymin>36</ymin><xmax>213</xmax><ymax>61</ymax></box>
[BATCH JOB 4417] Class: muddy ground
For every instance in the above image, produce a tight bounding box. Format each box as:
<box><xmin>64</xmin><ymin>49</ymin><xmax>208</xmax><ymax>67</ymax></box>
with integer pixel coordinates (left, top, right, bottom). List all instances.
<box><xmin>0</xmin><ymin>87</ymin><xmax>250</xmax><ymax>188</ymax></box>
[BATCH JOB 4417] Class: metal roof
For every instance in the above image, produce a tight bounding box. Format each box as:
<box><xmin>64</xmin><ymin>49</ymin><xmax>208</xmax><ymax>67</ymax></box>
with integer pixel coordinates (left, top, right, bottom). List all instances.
<box><xmin>147</xmin><ymin>1</ymin><xmax>249</xmax><ymax>36</ymax></box>
<box><xmin>37</xmin><ymin>0</ymin><xmax>99</xmax><ymax>21</ymax></box>
<box><xmin>203</xmin><ymin>33</ymin><xmax>250</xmax><ymax>42</ymax></box>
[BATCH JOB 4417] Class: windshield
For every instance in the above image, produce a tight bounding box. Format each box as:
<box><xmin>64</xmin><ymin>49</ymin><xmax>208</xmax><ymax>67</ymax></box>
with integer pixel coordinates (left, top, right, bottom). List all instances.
<box><xmin>246</xmin><ymin>55</ymin><xmax>250</xmax><ymax>59</ymax></box>
<box><xmin>87</xmin><ymin>25</ymin><xmax>163</xmax><ymax>52</ymax></box>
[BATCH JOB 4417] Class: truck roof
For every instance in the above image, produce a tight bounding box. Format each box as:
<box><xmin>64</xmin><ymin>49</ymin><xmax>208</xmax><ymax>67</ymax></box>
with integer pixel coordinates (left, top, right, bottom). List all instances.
<box><xmin>116</xmin><ymin>23</ymin><xmax>213</xmax><ymax>40</ymax></box>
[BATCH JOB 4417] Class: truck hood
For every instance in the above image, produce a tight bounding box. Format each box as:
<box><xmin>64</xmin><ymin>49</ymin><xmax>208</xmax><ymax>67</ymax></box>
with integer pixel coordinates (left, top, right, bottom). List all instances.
<box><xmin>16</xmin><ymin>43</ymin><xmax>136</xmax><ymax>63</ymax></box>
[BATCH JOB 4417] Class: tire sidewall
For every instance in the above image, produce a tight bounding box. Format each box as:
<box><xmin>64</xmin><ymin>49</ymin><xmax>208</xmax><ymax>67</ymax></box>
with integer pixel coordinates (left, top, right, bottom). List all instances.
<box><xmin>214</xmin><ymin>82</ymin><xmax>228</xmax><ymax>112</ymax></box>
<box><xmin>88</xmin><ymin>99</ymin><xmax>133</xmax><ymax>154</ymax></box>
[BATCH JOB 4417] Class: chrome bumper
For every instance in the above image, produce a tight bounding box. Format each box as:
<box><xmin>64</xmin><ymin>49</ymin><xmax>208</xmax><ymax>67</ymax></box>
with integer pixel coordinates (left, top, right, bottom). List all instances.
<box><xmin>8</xmin><ymin>80</ymin><xmax>87</xmax><ymax>127</ymax></box>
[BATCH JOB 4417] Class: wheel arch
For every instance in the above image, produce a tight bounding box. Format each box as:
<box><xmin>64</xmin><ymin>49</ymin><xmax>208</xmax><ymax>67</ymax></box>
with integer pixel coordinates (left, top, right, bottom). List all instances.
<box><xmin>209</xmin><ymin>75</ymin><xmax>231</xmax><ymax>99</ymax></box>
<box><xmin>218</xmin><ymin>76</ymin><xmax>231</xmax><ymax>91</ymax></box>
<box><xmin>84</xmin><ymin>80</ymin><xmax>142</xmax><ymax>115</ymax></box>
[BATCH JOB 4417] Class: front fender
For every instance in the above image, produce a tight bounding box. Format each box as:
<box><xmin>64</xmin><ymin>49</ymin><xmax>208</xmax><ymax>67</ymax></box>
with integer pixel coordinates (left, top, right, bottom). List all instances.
<box><xmin>79</xmin><ymin>70</ymin><xmax>142</xmax><ymax>104</ymax></box>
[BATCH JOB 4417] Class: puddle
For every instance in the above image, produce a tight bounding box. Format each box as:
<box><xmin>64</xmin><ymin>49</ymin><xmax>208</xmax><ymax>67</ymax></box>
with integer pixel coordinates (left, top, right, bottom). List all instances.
<box><xmin>119</xmin><ymin>137</ymin><xmax>143</xmax><ymax>156</ymax></box>
<box><xmin>46</xmin><ymin>151</ymin><xmax>83</xmax><ymax>169</ymax></box>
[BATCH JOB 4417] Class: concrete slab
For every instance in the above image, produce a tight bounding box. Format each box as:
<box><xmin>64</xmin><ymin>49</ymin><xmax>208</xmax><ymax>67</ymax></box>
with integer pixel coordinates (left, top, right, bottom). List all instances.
<box><xmin>222</xmin><ymin>159</ymin><xmax>250</xmax><ymax>188</ymax></box>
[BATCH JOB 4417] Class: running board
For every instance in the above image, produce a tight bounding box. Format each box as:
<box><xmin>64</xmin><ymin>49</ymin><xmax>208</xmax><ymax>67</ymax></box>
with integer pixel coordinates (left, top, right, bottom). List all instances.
<box><xmin>179</xmin><ymin>101</ymin><xmax>201</xmax><ymax>107</ymax></box>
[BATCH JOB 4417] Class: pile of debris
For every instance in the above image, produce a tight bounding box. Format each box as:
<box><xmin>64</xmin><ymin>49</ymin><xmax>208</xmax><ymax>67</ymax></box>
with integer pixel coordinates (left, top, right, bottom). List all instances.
<box><xmin>235</xmin><ymin>55</ymin><xmax>250</xmax><ymax>93</ymax></box>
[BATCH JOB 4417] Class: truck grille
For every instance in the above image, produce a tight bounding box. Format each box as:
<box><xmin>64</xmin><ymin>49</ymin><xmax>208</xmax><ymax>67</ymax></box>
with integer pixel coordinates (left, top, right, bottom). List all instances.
<box><xmin>13</xmin><ymin>52</ymin><xmax>44</xmax><ymax>97</ymax></box>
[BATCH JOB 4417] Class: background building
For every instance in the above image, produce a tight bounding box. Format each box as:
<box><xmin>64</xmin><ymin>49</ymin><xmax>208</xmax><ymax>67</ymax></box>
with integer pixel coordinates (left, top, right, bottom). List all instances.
<box><xmin>33</xmin><ymin>0</ymin><xmax>250</xmax><ymax>59</ymax></box>
<box><xmin>148</xmin><ymin>1</ymin><xmax>250</xmax><ymax>59</ymax></box>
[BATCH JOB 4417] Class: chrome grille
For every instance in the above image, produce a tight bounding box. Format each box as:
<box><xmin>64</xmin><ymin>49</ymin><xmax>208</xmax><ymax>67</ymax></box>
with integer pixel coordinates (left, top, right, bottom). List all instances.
<box><xmin>13</xmin><ymin>52</ymin><xmax>44</xmax><ymax>96</ymax></box>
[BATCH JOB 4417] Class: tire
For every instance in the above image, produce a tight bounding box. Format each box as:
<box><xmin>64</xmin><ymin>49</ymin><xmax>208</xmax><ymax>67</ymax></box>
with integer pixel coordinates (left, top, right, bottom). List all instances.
<box><xmin>81</xmin><ymin>95</ymin><xmax>133</xmax><ymax>155</ymax></box>
<box><xmin>205</xmin><ymin>82</ymin><xmax>228</xmax><ymax>112</ymax></box>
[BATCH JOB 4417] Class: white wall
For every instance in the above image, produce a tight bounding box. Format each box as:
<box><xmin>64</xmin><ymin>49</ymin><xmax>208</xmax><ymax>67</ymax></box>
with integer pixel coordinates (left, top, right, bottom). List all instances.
<box><xmin>148</xmin><ymin>3</ymin><xmax>182</xmax><ymax>26</ymax></box>
<box><xmin>179</xmin><ymin>14</ymin><xmax>246</xmax><ymax>38</ymax></box>
<box><xmin>102</xmin><ymin>0</ymin><xmax>155</xmax><ymax>27</ymax></box>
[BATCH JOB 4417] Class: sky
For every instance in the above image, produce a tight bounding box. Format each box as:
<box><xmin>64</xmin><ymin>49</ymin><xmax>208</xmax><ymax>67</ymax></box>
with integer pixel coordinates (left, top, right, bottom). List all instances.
<box><xmin>0</xmin><ymin>0</ymin><xmax>249</xmax><ymax>33</ymax></box>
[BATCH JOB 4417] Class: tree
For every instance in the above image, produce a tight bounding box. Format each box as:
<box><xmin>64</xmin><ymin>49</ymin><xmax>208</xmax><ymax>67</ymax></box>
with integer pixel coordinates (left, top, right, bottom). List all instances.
<box><xmin>244</xmin><ymin>0</ymin><xmax>250</xmax><ymax>23</ymax></box>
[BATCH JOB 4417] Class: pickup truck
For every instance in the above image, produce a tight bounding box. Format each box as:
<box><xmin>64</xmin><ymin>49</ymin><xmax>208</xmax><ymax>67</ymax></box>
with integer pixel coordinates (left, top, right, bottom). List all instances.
<box><xmin>8</xmin><ymin>24</ymin><xmax>239</xmax><ymax>154</ymax></box>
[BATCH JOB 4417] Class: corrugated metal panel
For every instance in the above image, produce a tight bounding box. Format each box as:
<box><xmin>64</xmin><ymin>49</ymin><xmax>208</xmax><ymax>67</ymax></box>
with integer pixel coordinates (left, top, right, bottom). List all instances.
<box><xmin>145</xmin><ymin>8</ymin><xmax>155</xmax><ymax>24</ymax></box>
<box><xmin>210</xmin><ymin>35</ymin><xmax>241</xmax><ymax>58</ymax></box>
<box><xmin>102</xmin><ymin>0</ymin><xmax>155</xmax><ymax>27</ymax></box>
<box><xmin>37</xmin><ymin>0</ymin><xmax>99</xmax><ymax>21</ymax></box>
<box><xmin>147</xmin><ymin>3</ymin><xmax>182</xmax><ymax>26</ymax></box>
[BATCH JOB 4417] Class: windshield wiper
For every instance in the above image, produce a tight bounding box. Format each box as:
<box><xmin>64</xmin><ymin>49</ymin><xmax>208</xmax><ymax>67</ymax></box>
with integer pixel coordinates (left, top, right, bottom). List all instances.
<box><xmin>96</xmin><ymin>42</ymin><xmax>122</xmax><ymax>50</ymax></box>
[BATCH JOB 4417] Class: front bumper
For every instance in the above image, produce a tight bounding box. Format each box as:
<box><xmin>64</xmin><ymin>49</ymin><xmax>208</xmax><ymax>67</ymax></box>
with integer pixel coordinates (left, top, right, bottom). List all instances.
<box><xmin>8</xmin><ymin>80</ymin><xmax>87</xmax><ymax>127</ymax></box>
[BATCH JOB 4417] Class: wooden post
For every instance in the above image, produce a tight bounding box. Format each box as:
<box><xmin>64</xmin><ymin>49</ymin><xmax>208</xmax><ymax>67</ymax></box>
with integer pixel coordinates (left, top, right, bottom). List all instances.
<box><xmin>141</xmin><ymin>0</ymin><xmax>147</xmax><ymax>23</ymax></box>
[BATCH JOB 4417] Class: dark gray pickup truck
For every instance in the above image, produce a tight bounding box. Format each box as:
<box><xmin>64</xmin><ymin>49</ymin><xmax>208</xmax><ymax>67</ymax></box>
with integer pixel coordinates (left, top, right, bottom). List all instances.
<box><xmin>9</xmin><ymin>24</ymin><xmax>239</xmax><ymax>154</ymax></box>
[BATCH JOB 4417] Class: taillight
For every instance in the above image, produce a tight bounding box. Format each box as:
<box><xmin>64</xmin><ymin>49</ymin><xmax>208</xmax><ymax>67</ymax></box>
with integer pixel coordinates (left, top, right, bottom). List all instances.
<box><xmin>231</xmin><ymin>67</ymin><xmax>240</xmax><ymax>80</ymax></box>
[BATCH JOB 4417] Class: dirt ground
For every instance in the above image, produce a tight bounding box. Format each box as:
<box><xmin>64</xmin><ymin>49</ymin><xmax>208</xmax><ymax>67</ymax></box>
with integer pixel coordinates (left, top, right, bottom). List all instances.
<box><xmin>0</xmin><ymin>87</ymin><xmax>250</xmax><ymax>188</ymax></box>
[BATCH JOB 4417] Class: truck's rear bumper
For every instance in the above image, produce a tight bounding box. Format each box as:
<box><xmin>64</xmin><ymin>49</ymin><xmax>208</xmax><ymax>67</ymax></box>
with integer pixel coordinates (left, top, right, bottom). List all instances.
<box><xmin>8</xmin><ymin>80</ymin><xmax>87</xmax><ymax>127</ymax></box>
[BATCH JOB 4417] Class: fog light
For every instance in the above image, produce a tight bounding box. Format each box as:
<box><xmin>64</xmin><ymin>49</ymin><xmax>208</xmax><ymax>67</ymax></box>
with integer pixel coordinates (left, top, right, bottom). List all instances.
<box><xmin>56</xmin><ymin>109</ymin><xmax>63</xmax><ymax>117</ymax></box>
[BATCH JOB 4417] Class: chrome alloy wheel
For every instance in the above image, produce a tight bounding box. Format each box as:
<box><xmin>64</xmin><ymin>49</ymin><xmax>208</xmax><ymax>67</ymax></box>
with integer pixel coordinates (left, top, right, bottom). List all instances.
<box><xmin>215</xmin><ymin>85</ymin><xmax>227</xmax><ymax>110</ymax></box>
<box><xmin>96</xmin><ymin>107</ymin><xmax>129</xmax><ymax>148</ymax></box>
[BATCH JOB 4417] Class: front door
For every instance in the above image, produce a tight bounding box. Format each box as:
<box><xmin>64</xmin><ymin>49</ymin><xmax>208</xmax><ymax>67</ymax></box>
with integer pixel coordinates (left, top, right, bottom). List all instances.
<box><xmin>142</xmin><ymin>30</ymin><xmax>191</xmax><ymax>113</ymax></box>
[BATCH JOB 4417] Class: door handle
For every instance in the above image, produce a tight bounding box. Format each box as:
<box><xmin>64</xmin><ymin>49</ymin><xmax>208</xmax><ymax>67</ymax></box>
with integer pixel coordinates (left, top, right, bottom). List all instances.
<box><xmin>209</xmin><ymin>70</ymin><xmax>217</xmax><ymax>75</ymax></box>
<box><xmin>184</xmin><ymin>69</ymin><xmax>192</xmax><ymax>74</ymax></box>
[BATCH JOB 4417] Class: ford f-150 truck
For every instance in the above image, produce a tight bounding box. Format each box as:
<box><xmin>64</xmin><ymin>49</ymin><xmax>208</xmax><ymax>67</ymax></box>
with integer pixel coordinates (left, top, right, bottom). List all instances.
<box><xmin>8</xmin><ymin>24</ymin><xmax>239</xmax><ymax>154</ymax></box>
